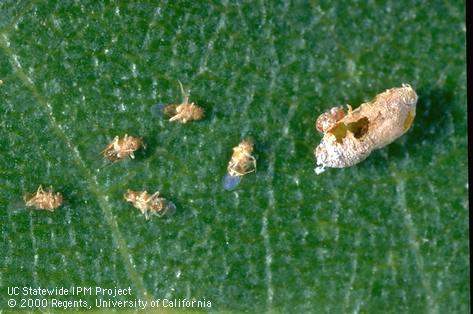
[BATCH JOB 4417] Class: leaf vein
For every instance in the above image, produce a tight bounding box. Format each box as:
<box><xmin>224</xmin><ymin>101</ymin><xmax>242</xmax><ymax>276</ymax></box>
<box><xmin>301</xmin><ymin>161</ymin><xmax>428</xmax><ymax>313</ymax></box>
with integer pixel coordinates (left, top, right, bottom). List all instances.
<box><xmin>0</xmin><ymin>33</ymin><xmax>150</xmax><ymax>301</ymax></box>
<box><xmin>396</xmin><ymin>178</ymin><xmax>438</xmax><ymax>313</ymax></box>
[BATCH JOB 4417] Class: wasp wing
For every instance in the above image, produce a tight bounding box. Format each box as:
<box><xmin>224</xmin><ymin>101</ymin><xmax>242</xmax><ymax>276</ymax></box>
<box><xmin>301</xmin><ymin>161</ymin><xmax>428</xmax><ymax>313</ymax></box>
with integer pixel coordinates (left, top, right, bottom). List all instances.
<box><xmin>223</xmin><ymin>173</ymin><xmax>242</xmax><ymax>191</ymax></box>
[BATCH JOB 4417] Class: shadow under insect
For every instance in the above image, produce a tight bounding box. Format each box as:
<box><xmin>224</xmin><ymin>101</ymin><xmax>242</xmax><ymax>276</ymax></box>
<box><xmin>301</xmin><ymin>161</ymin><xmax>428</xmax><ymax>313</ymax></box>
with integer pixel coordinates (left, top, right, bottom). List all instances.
<box><xmin>383</xmin><ymin>85</ymin><xmax>458</xmax><ymax>160</ymax></box>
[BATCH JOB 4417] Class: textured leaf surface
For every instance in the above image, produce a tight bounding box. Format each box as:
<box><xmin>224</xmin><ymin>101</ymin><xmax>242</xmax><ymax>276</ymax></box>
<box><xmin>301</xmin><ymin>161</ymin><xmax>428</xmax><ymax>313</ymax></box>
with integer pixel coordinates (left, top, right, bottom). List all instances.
<box><xmin>0</xmin><ymin>1</ymin><xmax>468</xmax><ymax>313</ymax></box>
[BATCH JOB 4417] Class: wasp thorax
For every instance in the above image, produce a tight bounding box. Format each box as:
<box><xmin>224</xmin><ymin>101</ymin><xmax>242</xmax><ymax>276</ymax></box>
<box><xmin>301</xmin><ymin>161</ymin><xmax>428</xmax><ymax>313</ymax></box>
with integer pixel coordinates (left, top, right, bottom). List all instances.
<box><xmin>228</xmin><ymin>140</ymin><xmax>256</xmax><ymax>176</ymax></box>
<box><xmin>234</xmin><ymin>140</ymin><xmax>254</xmax><ymax>155</ymax></box>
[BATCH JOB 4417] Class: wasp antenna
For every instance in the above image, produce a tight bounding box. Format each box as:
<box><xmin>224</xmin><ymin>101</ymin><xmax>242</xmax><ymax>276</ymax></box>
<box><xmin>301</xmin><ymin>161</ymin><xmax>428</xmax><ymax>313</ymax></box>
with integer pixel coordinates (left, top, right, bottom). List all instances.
<box><xmin>178</xmin><ymin>80</ymin><xmax>189</xmax><ymax>104</ymax></box>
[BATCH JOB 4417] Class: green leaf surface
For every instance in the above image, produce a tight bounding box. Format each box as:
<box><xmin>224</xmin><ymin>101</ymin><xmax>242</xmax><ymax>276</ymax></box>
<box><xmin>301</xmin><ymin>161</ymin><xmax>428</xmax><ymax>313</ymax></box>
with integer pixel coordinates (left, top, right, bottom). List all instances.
<box><xmin>0</xmin><ymin>1</ymin><xmax>468</xmax><ymax>313</ymax></box>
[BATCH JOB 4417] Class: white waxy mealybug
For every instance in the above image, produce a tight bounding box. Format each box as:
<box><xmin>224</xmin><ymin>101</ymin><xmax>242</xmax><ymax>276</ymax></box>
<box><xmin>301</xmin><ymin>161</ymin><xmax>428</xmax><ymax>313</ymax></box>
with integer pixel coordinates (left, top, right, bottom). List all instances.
<box><xmin>24</xmin><ymin>185</ymin><xmax>63</xmax><ymax>211</ymax></box>
<box><xmin>101</xmin><ymin>134</ymin><xmax>143</xmax><ymax>162</ymax></box>
<box><xmin>163</xmin><ymin>81</ymin><xmax>204</xmax><ymax>123</ymax></box>
<box><xmin>314</xmin><ymin>84</ymin><xmax>417</xmax><ymax>174</ymax></box>
<box><xmin>223</xmin><ymin>139</ymin><xmax>256</xmax><ymax>190</ymax></box>
<box><xmin>124</xmin><ymin>190</ymin><xmax>176</xmax><ymax>219</ymax></box>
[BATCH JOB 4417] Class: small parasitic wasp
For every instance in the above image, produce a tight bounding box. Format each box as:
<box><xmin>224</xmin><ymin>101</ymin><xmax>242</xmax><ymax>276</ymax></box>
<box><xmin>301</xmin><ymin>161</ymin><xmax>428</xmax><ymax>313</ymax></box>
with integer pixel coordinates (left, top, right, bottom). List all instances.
<box><xmin>101</xmin><ymin>134</ymin><xmax>143</xmax><ymax>162</ymax></box>
<box><xmin>223</xmin><ymin>139</ymin><xmax>256</xmax><ymax>190</ymax></box>
<box><xmin>24</xmin><ymin>185</ymin><xmax>63</xmax><ymax>211</ymax></box>
<box><xmin>124</xmin><ymin>190</ymin><xmax>176</xmax><ymax>219</ymax></box>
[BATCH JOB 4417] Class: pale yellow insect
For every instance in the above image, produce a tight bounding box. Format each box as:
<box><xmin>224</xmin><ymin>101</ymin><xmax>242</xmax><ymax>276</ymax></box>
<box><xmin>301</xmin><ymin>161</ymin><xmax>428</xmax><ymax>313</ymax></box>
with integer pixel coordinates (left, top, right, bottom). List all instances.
<box><xmin>163</xmin><ymin>81</ymin><xmax>204</xmax><ymax>123</ymax></box>
<box><xmin>24</xmin><ymin>185</ymin><xmax>63</xmax><ymax>211</ymax></box>
<box><xmin>314</xmin><ymin>84</ymin><xmax>417</xmax><ymax>174</ymax></box>
<box><xmin>228</xmin><ymin>140</ymin><xmax>256</xmax><ymax>176</ymax></box>
<box><xmin>124</xmin><ymin>190</ymin><xmax>176</xmax><ymax>219</ymax></box>
<box><xmin>223</xmin><ymin>140</ymin><xmax>256</xmax><ymax>190</ymax></box>
<box><xmin>101</xmin><ymin>134</ymin><xmax>143</xmax><ymax>162</ymax></box>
